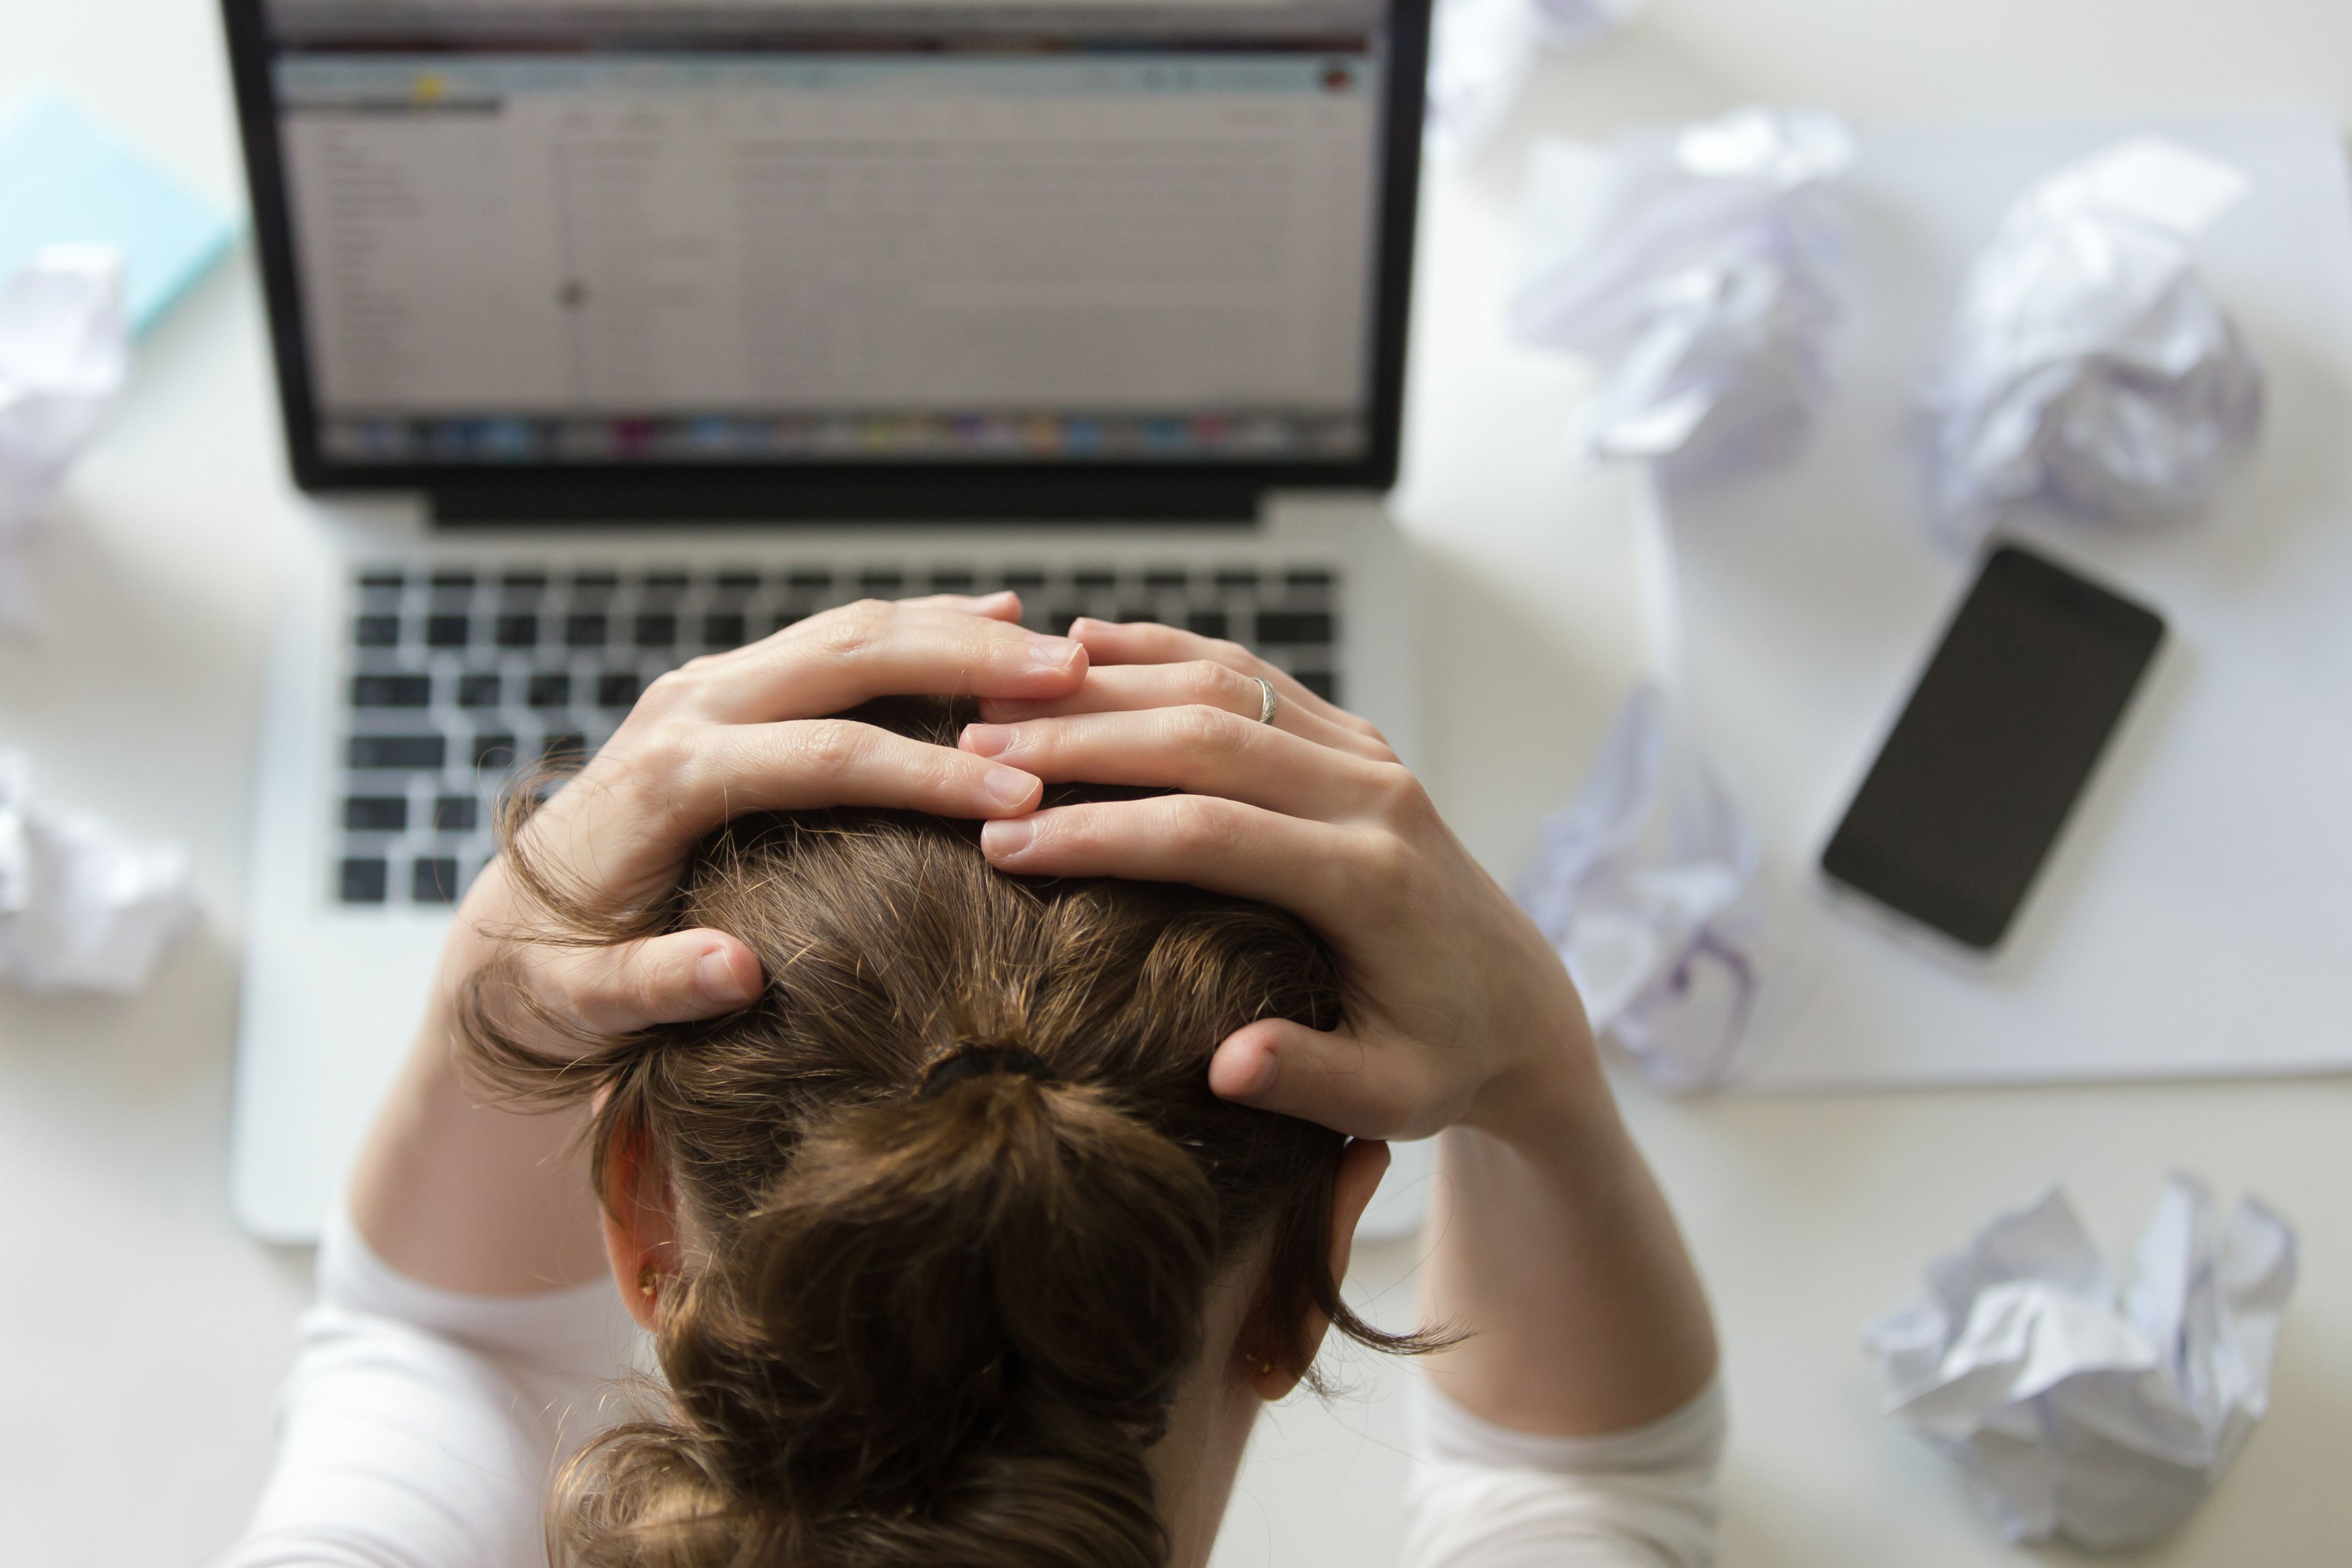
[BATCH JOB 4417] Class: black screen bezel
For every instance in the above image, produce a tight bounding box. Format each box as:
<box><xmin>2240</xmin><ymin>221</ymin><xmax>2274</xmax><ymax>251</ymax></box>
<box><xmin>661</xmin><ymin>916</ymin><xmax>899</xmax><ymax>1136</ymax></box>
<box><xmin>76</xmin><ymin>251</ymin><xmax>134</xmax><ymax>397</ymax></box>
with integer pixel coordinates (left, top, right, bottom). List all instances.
<box><xmin>217</xmin><ymin>0</ymin><xmax>1430</xmax><ymax>522</ymax></box>
<box><xmin>1820</xmin><ymin>544</ymin><xmax>2167</xmax><ymax>951</ymax></box>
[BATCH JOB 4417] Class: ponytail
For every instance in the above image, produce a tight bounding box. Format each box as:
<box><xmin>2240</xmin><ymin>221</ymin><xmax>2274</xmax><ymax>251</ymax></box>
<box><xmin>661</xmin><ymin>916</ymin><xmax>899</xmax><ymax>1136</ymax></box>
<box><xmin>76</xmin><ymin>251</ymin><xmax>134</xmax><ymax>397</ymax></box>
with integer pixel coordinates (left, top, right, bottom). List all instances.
<box><xmin>565</xmin><ymin>1064</ymin><xmax>1220</xmax><ymax>1567</ymax></box>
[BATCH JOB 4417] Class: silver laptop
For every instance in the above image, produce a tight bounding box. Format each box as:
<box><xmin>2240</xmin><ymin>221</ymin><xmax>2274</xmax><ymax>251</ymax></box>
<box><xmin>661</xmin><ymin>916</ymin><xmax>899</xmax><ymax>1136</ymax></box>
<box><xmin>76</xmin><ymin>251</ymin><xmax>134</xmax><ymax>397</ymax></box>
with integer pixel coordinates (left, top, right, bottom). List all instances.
<box><xmin>221</xmin><ymin>0</ymin><xmax>1434</xmax><ymax>1242</ymax></box>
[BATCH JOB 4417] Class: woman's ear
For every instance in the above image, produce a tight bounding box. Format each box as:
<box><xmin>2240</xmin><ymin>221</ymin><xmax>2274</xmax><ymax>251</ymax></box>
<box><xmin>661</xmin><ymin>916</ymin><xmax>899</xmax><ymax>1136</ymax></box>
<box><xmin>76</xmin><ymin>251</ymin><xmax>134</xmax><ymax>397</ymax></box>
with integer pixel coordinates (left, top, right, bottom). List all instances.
<box><xmin>600</xmin><ymin>1115</ymin><xmax>681</xmax><ymax>1332</ymax></box>
<box><xmin>1244</xmin><ymin>1139</ymin><xmax>1391</xmax><ymax>1401</ymax></box>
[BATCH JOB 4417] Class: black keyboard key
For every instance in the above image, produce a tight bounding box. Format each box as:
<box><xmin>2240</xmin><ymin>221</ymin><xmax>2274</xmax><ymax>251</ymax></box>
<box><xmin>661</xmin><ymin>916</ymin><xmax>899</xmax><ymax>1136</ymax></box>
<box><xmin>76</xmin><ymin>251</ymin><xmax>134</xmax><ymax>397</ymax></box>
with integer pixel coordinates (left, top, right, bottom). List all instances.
<box><xmin>571</xmin><ymin>570</ymin><xmax>618</xmax><ymax>591</ymax></box>
<box><xmin>1186</xmin><ymin>610</ymin><xmax>1230</xmax><ymax>640</ymax></box>
<box><xmin>527</xmin><ymin>673</ymin><xmax>572</xmax><ymax>708</ymax></box>
<box><xmin>432</xmin><ymin>794</ymin><xmax>479</xmax><ymax>831</ymax></box>
<box><xmin>1049</xmin><ymin>609</ymin><xmax>1083</xmax><ymax>635</ymax></box>
<box><xmin>564</xmin><ymin>613</ymin><xmax>607</xmax><ymax>648</ymax></box>
<box><xmin>1000</xmin><ymin>568</ymin><xmax>1047</xmax><ymax>590</ymax></box>
<box><xmin>1214</xmin><ymin>568</ymin><xmax>1261</xmax><ymax>590</ymax></box>
<box><xmin>772</xmin><ymin>611</ymin><xmax>806</xmax><ymax>635</ymax></box>
<box><xmin>348</xmin><ymin>733</ymin><xmax>445</xmax><ymax>769</ymax></box>
<box><xmin>640</xmin><ymin>570</ymin><xmax>689</xmax><ymax>592</ymax></box>
<box><xmin>499</xmin><ymin>570</ymin><xmax>548</xmax><ymax>590</ymax></box>
<box><xmin>786</xmin><ymin>569</ymin><xmax>833</xmax><ymax>591</ymax></box>
<box><xmin>928</xmin><ymin>568</ymin><xmax>977</xmax><ymax>591</ymax></box>
<box><xmin>357</xmin><ymin>570</ymin><xmax>405</xmax><ymax>590</ymax></box>
<box><xmin>597</xmin><ymin>671</ymin><xmax>640</xmax><ymax>710</ymax></box>
<box><xmin>702</xmin><ymin>612</ymin><xmax>747</xmax><ymax>648</ymax></box>
<box><xmin>1294</xmin><ymin>670</ymin><xmax>1339</xmax><ymax>702</ymax></box>
<box><xmin>495</xmin><ymin>613</ymin><xmax>539</xmax><ymax>648</ymax></box>
<box><xmin>472</xmin><ymin>733</ymin><xmax>517</xmax><ymax>769</ymax></box>
<box><xmin>1254</xmin><ymin>611</ymin><xmax>1334</xmax><ymax>646</ymax></box>
<box><xmin>351</xmin><ymin>673</ymin><xmax>430</xmax><ymax>709</ymax></box>
<box><xmin>541</xmin><ymin>731</ymin><xmax>589</xmax><ymax>765</ymax></box>
<box><xmin>343</xmin><ymin>796</ymin><xmax>408</xmax><ymax>831</ymax></box>
<box><xmin>1071</xmin><ymin>567</ymin><xmax>1118</xmax><ymax>590</ymax></box>
<box><xmin>857</xmin><ymin>570</ymin><xmax>905</xmax><ymax>595</ymax></box>
<box><xmin>1143</xmin><ymin>568</ymin><xmax>1189</xmax><ymax>589</ymax></box>
<box><xmin>457</xmin><ymin>673</ymin><xmax>502</xmax><ymax>708</ymax></box>
<box><xmin>1284</xmin><ymin>568</ymin><xmax>1334</xmax><ymax>590</ymax></box>
<box><xmin>429</xmin><ymin>570</ymin><xmax>476</xmax><ymax>589</ymax></box>
<box><xmin>1116</xmin><ymin>606</ymin><xmax>1156</xmax><ymax>625</ymax></box>
<box><xmin>633</xmin><ymin>612</ymin><xmax>677</xmax><ymax>648</ymax></box>
<box><xmin>340</xmin><ymin>857</ymin><xmax>389</xmax><ymax>903</ymax></box>
<box><xmin>354</xmin><ymin>614</ymin><xmax>401</xmax><ymax>648</ymax></box>
<box><xmin>715</xmin><ymin>569</ymin><xmax>760</xmax><ymax>591</ymax></box>
<box><xmin>411</xmin><ymin>856</ymin><xmax>461</xmax><ymax>904</ymax></box>
<box><xmin>425</xmin><ymin>614</ymin><xmax>471</xmax><ymax>649</ymax></box>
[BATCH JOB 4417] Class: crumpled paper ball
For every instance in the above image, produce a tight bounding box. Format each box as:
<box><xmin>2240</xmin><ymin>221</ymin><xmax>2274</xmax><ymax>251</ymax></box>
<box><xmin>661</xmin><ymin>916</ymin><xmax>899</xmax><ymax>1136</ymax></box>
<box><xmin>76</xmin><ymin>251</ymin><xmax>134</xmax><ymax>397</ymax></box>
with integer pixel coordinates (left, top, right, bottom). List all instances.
<box><xmin>1864</xmin><ymin>1177</ymin><xmax>2297</xmax><ymax>1550</ymax></box>
<box><xmin>1514</xmin><ymin>684</ymin><xmax>1765</xmax><ymax>1091</ymax></box>
<box><xmin>0</xmin><ymin>749</ymin><xmax>195</xmax><ymax>995</ymax></box>
<box><xmin>1921</xmin><ymin>137</ymin><xmax>2263</xmax><ymax>549</ymax></box>
<box><xmin>1425</xmin><ymin>0</ymin><xmax>1643</xmax><ymax>164</ymax></box>
<box><xmin>0</xmin><ymin>245</ymin><xmax>130</xmax><ymax>629</ymax></box>
<box><xmin>1513</xmin><ymin>108</ymin><xmax>1857</xmax><ymax>477</ymax></box>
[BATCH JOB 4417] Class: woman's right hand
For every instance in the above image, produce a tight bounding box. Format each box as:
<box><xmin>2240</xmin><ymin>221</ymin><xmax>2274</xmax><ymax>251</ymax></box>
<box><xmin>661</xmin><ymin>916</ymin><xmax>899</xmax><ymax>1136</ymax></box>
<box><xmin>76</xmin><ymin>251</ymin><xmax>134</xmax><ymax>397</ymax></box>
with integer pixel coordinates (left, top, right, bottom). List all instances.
<box><xmin>361</xmin><ymin>594</ymin><xmax>1088</xmax><ymax>1295</ymax></box>
<box><xmin>444</xmin><ymin>593</ymin><xmax>1088</xmax><ymax>1051</ymax></box>
<box><xmin>956</xmin><ymin>620</ymin><xmax>1605</xmax><ymax>1149</ymax></box>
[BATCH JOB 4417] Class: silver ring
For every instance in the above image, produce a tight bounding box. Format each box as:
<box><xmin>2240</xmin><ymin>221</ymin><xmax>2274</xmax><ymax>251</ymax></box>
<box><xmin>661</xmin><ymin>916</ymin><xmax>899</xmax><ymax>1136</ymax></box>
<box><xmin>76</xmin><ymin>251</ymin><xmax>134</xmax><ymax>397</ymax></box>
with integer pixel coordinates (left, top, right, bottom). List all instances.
<box><xmin>1251</xmin><ymin>675</ymin><xmax>1278</xmax><ymax>726</ymax></box>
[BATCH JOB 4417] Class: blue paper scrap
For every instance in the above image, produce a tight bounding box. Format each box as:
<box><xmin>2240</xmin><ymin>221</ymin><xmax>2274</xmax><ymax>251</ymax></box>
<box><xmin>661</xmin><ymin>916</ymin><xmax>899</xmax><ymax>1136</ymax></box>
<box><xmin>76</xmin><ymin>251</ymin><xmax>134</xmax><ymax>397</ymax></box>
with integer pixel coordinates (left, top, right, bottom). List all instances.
<box><xmin>0</xmin><ymin>91</ymin><xmax>240</xmax><ymax>335</ymax></box>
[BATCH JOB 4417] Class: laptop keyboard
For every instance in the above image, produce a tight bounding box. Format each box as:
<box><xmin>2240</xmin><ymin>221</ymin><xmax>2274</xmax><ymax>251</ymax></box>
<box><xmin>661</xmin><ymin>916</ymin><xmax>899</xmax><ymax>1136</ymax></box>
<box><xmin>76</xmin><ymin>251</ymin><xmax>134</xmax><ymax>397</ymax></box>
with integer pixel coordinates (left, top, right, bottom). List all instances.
<box><xmin>336</xmin><ymin>562</ymin><xmax>1342</xmax><ymax>906</ymax></box>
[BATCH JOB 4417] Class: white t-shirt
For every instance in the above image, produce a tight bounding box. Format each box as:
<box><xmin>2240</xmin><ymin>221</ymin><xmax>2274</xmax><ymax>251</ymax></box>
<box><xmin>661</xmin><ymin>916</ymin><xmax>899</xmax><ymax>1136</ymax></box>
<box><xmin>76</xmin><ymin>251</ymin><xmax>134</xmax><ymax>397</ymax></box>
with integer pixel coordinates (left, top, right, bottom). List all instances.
<box><xmin>215</xmin><ymin>1212</ymin><xmax>1724</xmax><ymax>1567</ymax></box>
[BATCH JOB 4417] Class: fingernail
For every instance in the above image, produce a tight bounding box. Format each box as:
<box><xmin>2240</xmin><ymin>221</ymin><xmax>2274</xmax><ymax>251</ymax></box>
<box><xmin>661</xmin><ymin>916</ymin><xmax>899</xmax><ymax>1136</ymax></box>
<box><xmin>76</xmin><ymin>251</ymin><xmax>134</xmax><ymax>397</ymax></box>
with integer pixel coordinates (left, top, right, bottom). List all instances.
<box><xmin>696</xmin><ymin>948</ymin><xmax>758</xmax><ymax>1007</ymax></box>
<box><xmin>962</xmin><ymin>723</ymin><xmax>1015</xmax><ymax>758</ymax></box>
<box><xmin>1028</xmin><ymin>639</ymin><xmax>1082</xmax><ymax>674</ymax></box>
<box><xmin>981</xmin><ymin>765</ymin><xmax>1035</xmax><ymax>808</ymax></box>
<box><xmin>981</xmin><ymin>817</ymin><xmax>1037</xmax><ymax>860</ymax></box>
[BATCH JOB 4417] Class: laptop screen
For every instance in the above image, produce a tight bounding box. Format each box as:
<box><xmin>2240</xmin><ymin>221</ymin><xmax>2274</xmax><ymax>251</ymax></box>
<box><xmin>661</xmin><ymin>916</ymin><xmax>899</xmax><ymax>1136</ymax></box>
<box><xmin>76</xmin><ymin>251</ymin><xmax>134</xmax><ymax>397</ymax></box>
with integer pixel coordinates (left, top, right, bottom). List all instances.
<box><xmin>227</xmin><ymin>0</ymin><xmax>1426</xmax><ymax>514</ymax></box>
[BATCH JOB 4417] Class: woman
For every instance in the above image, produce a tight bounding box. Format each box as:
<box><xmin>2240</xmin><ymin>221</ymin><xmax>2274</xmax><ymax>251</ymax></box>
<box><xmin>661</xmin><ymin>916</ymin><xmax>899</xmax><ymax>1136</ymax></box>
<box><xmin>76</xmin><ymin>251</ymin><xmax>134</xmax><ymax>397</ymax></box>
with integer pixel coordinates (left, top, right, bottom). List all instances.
<box><xmin>221</xmin><ymin>595</ymin><xmax>1723</xmax><ymax>1567</ymax></box>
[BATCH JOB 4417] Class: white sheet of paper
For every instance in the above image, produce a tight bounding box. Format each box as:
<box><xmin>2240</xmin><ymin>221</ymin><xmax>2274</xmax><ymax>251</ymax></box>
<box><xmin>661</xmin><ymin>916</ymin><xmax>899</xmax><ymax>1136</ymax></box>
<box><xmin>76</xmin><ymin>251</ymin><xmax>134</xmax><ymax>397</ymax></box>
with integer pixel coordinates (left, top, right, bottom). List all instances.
<box><xmin>1865</xmin><ymin>1177</ymin><xmax>2297</xmax><ymax>1549</ymax></box>
<box><xmin>0</xmin><ymin>750</ymin><xmax>194</xmax><ymax>995</ymax></box>
<box><xmin>1923</xmin><ymin>138</ymin><xmax>2264</xmax><ymax>546</ymax></box>
<box><xmin>1625</xmin><ymin>107</ymin><xmax>2352</xmax><ymax>1089</ymax></box>
<box><xmin>1515</xmin><ymin>682</ymin><xmax>1772</xmax><ymax>1090</ymax></box>
<box><xmin>1513</xmin><ymin>110</ymin><xmax>1856</xmax><ymax>476</ymax></box>
<box><xmin>0</xmin><ymin>246</ymin><xmax>128</xmax><ymax>629</ymax></box>
<box><xmin>1424</xmin><ymin>0</ymin><xmax>1640</xmax><ymax>164</ymax></box>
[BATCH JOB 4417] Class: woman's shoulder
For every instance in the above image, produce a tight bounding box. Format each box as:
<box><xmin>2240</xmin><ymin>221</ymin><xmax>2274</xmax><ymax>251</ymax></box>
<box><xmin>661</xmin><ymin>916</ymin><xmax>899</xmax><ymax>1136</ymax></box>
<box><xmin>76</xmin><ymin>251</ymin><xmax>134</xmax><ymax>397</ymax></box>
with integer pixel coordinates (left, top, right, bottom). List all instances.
<box><xmin>1397</xmin><ymin>1376</ymin><xmax>1726</xmax><ymax>1568</ymax></box>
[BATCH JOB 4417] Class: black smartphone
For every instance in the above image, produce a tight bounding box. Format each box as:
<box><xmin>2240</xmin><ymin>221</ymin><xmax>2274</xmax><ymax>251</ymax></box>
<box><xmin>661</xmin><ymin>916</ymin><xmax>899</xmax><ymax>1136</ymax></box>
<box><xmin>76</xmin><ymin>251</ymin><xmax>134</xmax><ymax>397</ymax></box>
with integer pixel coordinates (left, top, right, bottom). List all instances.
<box><xmin>1820</xmin><ymin>544</ymin><xmax>2166</xmax><ymax>951</ymax></box>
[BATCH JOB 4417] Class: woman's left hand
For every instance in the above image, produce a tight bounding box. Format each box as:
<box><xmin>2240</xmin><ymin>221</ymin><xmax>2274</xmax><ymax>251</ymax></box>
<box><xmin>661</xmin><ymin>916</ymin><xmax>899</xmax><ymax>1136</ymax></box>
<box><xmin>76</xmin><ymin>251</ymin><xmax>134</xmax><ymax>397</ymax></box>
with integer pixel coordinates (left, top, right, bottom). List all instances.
<box><xmin>957</xmin><ymin>618</ymin><xmax>1604</xmax><ymax>1150</ymax></box>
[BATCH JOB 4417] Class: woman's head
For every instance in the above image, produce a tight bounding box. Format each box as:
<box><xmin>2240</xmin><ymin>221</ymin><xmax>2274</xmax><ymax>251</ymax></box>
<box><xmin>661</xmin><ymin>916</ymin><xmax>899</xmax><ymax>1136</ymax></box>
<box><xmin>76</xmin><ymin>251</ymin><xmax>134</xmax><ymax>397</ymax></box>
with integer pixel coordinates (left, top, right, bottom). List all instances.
<box><xmin>464</xmin><ymin>698</ymin><xmax>1423</xmax><ymax>1568</ymax></box>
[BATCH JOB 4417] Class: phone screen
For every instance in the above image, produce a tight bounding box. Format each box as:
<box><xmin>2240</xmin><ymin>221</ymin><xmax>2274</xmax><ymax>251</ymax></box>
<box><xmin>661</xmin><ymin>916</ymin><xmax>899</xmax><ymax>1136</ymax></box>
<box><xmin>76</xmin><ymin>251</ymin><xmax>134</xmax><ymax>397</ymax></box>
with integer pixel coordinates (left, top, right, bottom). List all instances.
<box><xmin>1820</xmin><ymin>544</ymin><xmax>2166</xmax><ymax>951</ymax></box>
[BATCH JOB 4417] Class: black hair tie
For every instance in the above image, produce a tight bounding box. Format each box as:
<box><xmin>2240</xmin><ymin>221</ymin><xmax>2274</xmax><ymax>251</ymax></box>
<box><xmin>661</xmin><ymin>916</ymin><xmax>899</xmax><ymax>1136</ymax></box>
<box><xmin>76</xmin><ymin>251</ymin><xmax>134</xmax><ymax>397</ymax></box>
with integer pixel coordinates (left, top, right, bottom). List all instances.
<box><xmin>916</xmin><ymin>1045</ymin><xmax>1057</xmax><ymax>1101</ymax></box>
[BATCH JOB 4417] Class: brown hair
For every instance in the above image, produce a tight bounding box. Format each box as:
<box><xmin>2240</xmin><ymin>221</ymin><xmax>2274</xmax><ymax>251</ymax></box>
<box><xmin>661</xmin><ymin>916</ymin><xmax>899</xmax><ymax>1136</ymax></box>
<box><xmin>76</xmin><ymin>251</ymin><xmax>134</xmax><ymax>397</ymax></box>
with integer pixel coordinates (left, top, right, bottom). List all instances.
<box><xmin>462</xmin><ymin>698</ymin><xmax>1430</xmax><ymax>1568</ymax></box>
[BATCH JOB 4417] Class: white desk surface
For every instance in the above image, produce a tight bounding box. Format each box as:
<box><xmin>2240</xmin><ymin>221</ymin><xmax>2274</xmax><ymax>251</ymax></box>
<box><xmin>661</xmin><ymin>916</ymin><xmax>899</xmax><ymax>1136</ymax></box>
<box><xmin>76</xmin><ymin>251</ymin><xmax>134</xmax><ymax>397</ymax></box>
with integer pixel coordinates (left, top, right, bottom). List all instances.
<box><xmin>5</xmin><ymin>3</ymin><xmax>2349</xmax><ymax>1564</ymax></box>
